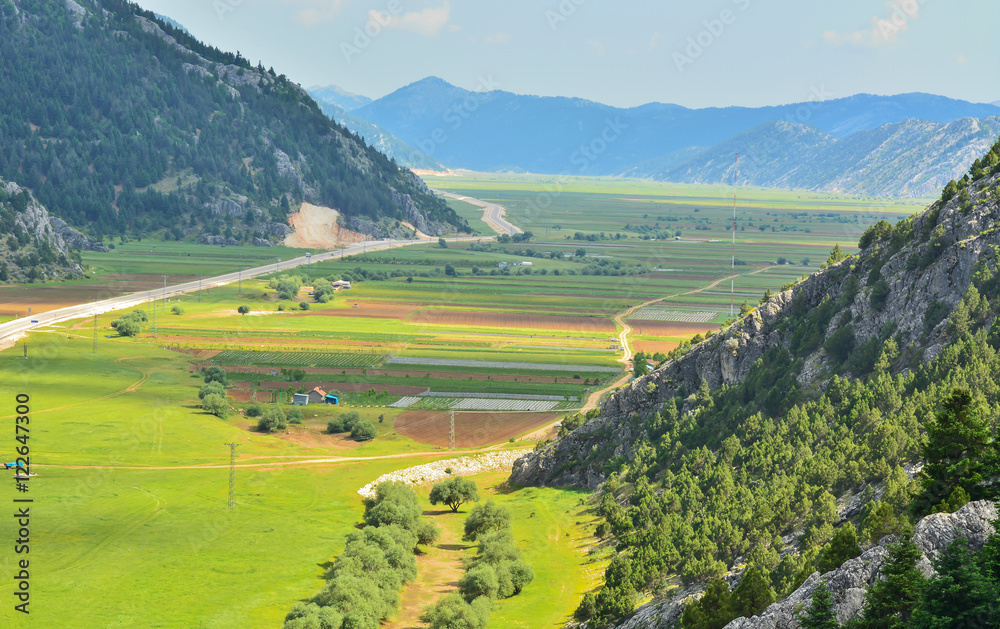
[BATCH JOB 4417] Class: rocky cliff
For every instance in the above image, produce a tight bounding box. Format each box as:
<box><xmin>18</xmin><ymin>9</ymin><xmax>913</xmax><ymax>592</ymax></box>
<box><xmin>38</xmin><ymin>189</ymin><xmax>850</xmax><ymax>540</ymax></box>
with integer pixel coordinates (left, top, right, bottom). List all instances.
<box><xmin>0</xmin><ymin>180</ymin><xmax>94</xmax><ymax>283</ymax></box>
<box><xmin>511</xmin><ymin>162</ymin><xmax>1000</xmax><ymax>489</ymax></box>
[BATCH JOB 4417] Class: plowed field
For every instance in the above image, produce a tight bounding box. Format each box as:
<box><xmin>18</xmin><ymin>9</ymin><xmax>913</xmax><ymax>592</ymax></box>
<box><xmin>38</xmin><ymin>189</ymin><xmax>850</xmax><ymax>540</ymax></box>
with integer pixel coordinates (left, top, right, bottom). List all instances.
<box><xmin>394</xmin><ymin>410</ymin><xmax>559</xmax><ymax>447</ymax></box>
<box><xmin>410</xmin><ymin>309</ymin><xmax>615</xmax><ymax>332</ymax></box>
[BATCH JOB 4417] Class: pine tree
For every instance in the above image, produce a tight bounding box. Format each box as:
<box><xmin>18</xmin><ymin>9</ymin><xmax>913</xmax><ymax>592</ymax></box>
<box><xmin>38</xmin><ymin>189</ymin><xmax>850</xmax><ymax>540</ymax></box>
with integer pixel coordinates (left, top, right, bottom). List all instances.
<box><xmin>852</xmin><ymin>538</ymin><xmax>926</xmax><ymax>629</ymax></box>
<box><xmin>910</xmin><ymin>537</ymin><xmax>998</xmax><ymax>629</ymax></box>
<box><xmin>798</xmin><ymin>581</ymin><xmax>839</xmax><ymax>629</ymax></box>
<box><xmin>733</xmin><ymin>565</ymin><xmax>775</xmax><ymax>618</ymax></box>
<box><xmin>912</xmin><ymin>388</ymin><xmax>999</xmax><ymax>516</ymax></box>
<box><xmin>817</xmin><ymin>523</ymin><xmax>862</xmax><ymax>573</ymax></box>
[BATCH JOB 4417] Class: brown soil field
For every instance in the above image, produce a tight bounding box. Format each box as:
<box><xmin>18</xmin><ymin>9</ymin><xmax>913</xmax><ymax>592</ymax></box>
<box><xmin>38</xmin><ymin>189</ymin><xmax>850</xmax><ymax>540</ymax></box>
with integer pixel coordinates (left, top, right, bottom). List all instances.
<box><xmin>0</xmin><ymin>274</ymin><xmax>194</xmax><ymax>316</ymax></box>
<box><xmin>632</xmin><ymin>340</ymin><xmax>682</xmax><ymax>355</ymax></box>
<box><xmin>395</xmin><ymin>411</ymin><xmax>559</xmax><ymax>448</ymax></box>
<box><xmin>410</xmin><ymin>309</ymin><xmax>615</xmax><ymax>333</ymax></box>
<box><xmin>625</xmin><ymin>320</ymin><xmax>717</xmax><ymax>337</ymax></box>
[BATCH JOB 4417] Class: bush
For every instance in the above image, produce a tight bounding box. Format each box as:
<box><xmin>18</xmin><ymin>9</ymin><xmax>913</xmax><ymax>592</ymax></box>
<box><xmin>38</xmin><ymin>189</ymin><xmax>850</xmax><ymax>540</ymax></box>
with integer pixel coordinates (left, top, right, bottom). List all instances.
<box><xmin>460</xmin><ymin>564</ymin><xmax>499</xmax><ymax>599</ymax></box>
<box><xmin>170</xmin><ymin>305</ymin><xmax>183</xmax><ymax>315</ymax></box>
<box><xmin>327</xmin><ymin>411</ymin><xmax>361</xmax><ymax>434</ymax></box>
<box><xmin>463</xmin><ymin>502</ymin><xmax>511</xmax><ymax>542</ymax></box>
<box><xmin>237</xmin><ymin>304</ymin><xmax>250</xmax><ymax>315</ymax></box>
<box><xmin>299</xmin><ymin>301</ymin><xmax>310</xmax><ymax>311</ymax></box>
<box><xmin>202</xmin><ymin>366</ymin><xmax>230</xmax><ymax>387</ymax></box>
<box><xmin>870</xmin><ymin>279</ymin><xmax>890</xmax><ymax>310</ymax></box>
<box><xmin>286</xmin><ymin>408</ymin><xmax>303</xmax><ymax>425</ymax></box>
<box><xmin>257</xmin><ymin>407</ymin><xmax>287</xmax><ymax>433</ymax></box>
<box><xmin>198</xmin><ymin>381</ymin><xmax>226</xmax><ymax>400</ymax></box>
<box><xmin>202</xmin><ymin>394</ymin><xmax>228</xmax><ymax>419</ymax></box>
<box><xmin>351</xmin><ymin>418</ymin><xmax>378</xmax><ymax>441</ymax></box>
<box><xmin>421</xmin><ymin>593</ymin><xmax>491</xmax><ymax>629</ymax></box>
<box><xmin>245</xmin><ymin>404</ymin><xmax>263</xmax><ymax>418</ymax></box>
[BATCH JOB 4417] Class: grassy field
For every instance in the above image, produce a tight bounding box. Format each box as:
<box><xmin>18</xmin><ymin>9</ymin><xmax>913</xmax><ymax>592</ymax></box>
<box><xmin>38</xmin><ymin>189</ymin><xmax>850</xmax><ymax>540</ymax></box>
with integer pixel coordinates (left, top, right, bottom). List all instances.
<box><xmin>0</xmin><ymin>175</ymin><xmax>933</xmax><ymax>627</ymax></box>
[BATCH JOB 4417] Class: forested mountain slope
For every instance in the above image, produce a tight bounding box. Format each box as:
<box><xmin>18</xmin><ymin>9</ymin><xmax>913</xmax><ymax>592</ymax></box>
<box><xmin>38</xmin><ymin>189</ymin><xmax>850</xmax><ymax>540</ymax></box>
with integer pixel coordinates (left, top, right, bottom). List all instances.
<box><xmin>0</xmin><ymin>0</ymin><xmax>467</xmax><ymax>243</ymax></box>
<box><xmin>511</xmin><ymin>140</ymin><xmax>1000</xmax><ymax>626</ymax></box>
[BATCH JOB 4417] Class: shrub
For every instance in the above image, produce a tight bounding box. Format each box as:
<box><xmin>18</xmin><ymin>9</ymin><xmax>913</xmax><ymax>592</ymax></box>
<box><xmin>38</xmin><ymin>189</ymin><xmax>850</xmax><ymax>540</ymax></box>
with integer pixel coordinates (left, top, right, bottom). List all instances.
<box><xmin>286</xmin><ymin>408</ymin><xmax>303</xmax><ymax>424</ymax></box>
<box><xmin>299</xmin><ymin>301</ymin><xmax>310</xmax><ymax>311</ymax></box>
<box><xmin>170</xmin><ymin>305</ymin><xmax>183</xmax><ymax>315</ymax></box>
<box><xmin>327</xmin><ymin>411</ymin><xmax>361</xmax><ymax>434</ymax></box>
<box><xmin>351</xmin><ymin>418</ymin><xmax>377</xmax><ymax>441</ymax></box>
<box><xmin>421</xmin><ymin>593</ymin><xmax>491</xmax><ymax>629</ymax></box>
<box><xmin>202</xmin><ymin>394</ymin><xmax>228</xmax><ymax>419</ymax></box>
<box><xmin>198</xmin><ymin>381</ymin><xmax>226</xmax><ymax>400</ymax></box>
<box><xmin>202</xmin><ymin>366</ymin><xmax>230</xmax><ymax>387</ymax></box>
<box><xmin>245</xmin><ymin>404</ymin><xmax>263</xmax><ymax>418</ymax></box>
<box><xmin>257</xmin><ymin>407</ymin><xmax>287</xmax><ymax>433</ymax></box>
<box><xmin>237</xmin><ymin>304</ymin><xmax>251</xmax><ymax>315</ymax></box>
<box><xmin>463</xmin><ymin>502</ymin><xmax>511</xmax><ymax>542</ymax></box>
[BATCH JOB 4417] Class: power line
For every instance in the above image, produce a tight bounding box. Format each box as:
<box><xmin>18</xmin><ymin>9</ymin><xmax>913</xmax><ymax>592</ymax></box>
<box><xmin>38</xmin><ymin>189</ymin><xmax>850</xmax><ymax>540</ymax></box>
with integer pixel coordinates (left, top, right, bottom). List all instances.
<box><xmin>731</xmin><ymin>152</ymin><xmax>738</xmax><ymax>318</ymax></box>
<box><xmin>225</xmin><ymin>443</ymin><xmax>240</xmax><ymax>510</ymax></box>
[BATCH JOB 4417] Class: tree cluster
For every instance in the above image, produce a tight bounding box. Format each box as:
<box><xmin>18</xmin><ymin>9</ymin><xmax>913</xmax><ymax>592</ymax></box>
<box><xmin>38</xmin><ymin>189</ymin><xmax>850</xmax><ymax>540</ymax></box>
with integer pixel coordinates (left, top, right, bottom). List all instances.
<box><xmin>283</xmin><ymin>482</ymin><xmax>438</xmax><ymax>629</ymax></box>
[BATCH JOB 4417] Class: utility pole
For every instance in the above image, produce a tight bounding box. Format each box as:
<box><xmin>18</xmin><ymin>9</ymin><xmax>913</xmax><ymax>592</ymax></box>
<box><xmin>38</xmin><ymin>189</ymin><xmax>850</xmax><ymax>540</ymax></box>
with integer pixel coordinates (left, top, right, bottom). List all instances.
<box><xmin>449</xmin><ymin>410</ymin><xmax>455</xmax><ymax>450</ymax></box>
<box><xmin>162</xmin><ymin>274</ymin><xmax>167</xmax><ymax>306</ymax></box>
<box><xmin>198</xmin><ymin>275</ymin><xmax>202</xmax><ymax>303</ymax></box>
<box><xmin>225</xmin><ymin>443</ymin><xmax>240</xmax><ymax>510</ymax></box>
<box><xmin>238</xmin><ymin>267</ymin><xmax>242</xmax><ymax>297</ymax></box>
<box><xmin>92</xmin><ymin>313</ymin><xmax>97</xmax><ymax>353</ymax></box>
<box><xmin>275</xmin><ymin>258</ymin><xmax>279</xmax><ymax>274</ymax></box>
<box><xmin>152</xmin><ymin>298</ymin><xmax>157</xmax><ymax>337</ymax></box>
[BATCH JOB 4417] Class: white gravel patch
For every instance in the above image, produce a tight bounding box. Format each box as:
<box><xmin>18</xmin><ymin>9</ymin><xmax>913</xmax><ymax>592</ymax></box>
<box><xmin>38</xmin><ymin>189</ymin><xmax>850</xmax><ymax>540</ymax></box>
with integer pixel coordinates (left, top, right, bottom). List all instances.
<box><xmin>358</xmin><ymin>449</ymin><xmax>530</xmax><ymax>499</ymax></box>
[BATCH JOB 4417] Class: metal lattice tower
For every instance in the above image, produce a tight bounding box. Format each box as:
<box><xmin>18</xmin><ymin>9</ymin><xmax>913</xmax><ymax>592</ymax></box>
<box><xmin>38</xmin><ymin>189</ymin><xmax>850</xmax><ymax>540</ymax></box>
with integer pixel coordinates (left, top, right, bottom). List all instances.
<box><xmin>449</xmin><ymin>411</ymin><xmax>455</xmax><ymax>450</ymax></box>
<box><xmin>225</xmin><ymin>443</ymin><xmax>240</xmax><ymax>509</ymax></box>
<box><xmin>92</xmin><ymin>313</ymin><xmax>97</xmax><ymax>353</ymax></box>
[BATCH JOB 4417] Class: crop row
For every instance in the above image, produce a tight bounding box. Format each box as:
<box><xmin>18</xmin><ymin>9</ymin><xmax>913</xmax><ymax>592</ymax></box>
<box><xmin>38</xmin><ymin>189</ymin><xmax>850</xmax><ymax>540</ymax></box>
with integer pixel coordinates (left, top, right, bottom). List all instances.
<box><xmin>630</xmin><ymin>308</ymin><xmax>719</xmax><ymax>322</ymax></box>
<box><xmin>211</xmin><ymin>350</ymin><xmax>384</xmax><ymax>369</ymax></box>
<box><xmin>385</xmin><ymin>356</ymin><xmax>620</xmax><ymax>373</ymax></box>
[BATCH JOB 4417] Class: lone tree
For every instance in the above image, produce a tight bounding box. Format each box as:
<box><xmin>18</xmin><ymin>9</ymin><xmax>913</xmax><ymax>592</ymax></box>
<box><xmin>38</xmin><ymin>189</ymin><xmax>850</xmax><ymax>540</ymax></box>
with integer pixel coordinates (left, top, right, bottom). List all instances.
<box><xmin>797</xmin><ymin>581</ymin><xmax>838</xmax><ymax>629</ymax></box>
<box><xmin>913</xmin><ymin>388</ymin><xmax>1000</xmax><ymax>516</ymax></box>
<box><xmin>237</xmin><ymin>304</ymin><xmax>250</xmax><ymax>315</ymax></box>
<box><xmin>429</xmin><ymin>477</ymin><xmax>480</xmax><ymax>513</ymax></box>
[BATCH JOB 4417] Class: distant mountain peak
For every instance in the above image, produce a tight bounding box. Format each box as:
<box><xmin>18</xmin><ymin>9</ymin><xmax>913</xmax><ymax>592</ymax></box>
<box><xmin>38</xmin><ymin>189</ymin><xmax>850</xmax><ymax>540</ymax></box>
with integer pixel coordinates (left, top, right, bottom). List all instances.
<box><xmin>306</xmin><ymin>84</ymin><xmax>371</xmax><ymax>112</ymax></box>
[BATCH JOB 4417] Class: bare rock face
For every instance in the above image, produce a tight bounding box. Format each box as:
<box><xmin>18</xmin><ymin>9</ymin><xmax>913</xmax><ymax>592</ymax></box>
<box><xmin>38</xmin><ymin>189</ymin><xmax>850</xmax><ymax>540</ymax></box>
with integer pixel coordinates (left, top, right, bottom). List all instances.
<box><xmin>1</xmin><ymin>180</ymin><xmax>86</xmax><ymax>282</ymax></box>
<box><xmin>719</xmin><ymin>501</ymin><xmax>996</xmax><ymax>629</ymax></box>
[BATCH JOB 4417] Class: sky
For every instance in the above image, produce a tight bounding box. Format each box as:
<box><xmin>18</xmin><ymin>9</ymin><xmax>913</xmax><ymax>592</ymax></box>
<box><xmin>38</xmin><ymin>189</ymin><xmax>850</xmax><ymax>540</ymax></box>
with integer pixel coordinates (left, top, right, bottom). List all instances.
<box><xmin>132</xmin><ymin>0</ymin><xmax>1000</xmax><ymax>109</ymax></box>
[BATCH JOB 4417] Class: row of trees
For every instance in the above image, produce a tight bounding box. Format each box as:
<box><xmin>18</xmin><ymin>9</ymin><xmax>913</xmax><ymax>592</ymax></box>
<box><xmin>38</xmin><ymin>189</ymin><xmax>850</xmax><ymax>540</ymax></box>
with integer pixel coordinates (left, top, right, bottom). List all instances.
<box><xmin>283</xmin><ymin>482</ymin><xmax>439</xmax><ymax>628</ymax></box>
<box><xmin>421</xmin><ymin>483</ymin><xmax>534</xmax><ymax>629</ymax></box>
<box><xmin>327</xmin><ymin>411</ymin><xmax>378</xmax><ymax>442</ymax></box>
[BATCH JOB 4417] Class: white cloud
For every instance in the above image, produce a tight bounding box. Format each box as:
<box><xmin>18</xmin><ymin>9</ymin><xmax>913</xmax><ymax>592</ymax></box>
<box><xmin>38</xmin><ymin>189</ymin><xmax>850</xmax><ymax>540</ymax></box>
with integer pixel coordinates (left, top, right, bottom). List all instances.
<box><xmin>822</xmin><ymin>0</ymin><xmax>921</xmax><ymax>48</ymax></box>
<box><xmin>285</xmin><ymin>0</ymin><xmax>348</xmax><ymax>27</ymax></box>
<box><xmin>379</xmin><ymin>2</ymin><xmax>453</xmax><ymax>37</ymax></box>
<box><xmin>485</xmin><ymin>32</ymin><xmax>510</xmax><ymax>45</ymax></box>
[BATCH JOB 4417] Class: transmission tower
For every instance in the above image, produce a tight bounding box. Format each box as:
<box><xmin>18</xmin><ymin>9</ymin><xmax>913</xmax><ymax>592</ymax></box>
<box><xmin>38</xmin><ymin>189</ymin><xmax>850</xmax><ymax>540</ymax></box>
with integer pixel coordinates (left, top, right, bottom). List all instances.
<box><xmin>92</xmin><ymin>313</ymin><xmax>97</xmax><ymax>353</ymax></box>
<box><xmin>225</xmin><ymin>443</ymin><xmax>240</xmax><ymax>509</ymax></box>
<box><xmin>449</xmin><ymin>411</ymin><xmax>455</xmax><ymax>450</ymax></box>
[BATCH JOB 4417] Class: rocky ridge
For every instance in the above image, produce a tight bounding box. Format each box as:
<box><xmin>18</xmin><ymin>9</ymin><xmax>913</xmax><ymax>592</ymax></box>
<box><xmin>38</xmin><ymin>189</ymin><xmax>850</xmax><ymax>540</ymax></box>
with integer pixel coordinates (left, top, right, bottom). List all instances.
<box><xmin>511</xmin><ymin>166</ymin><xmax>1000</xmax><ymax>489</ymax></box>
<box><xmin>0</xmin><ymin>180</ymin><xmax>95</xmax><ymax>283</ymax></box>
<box><xmin>599</xmin><ymin>501</ymin><xmax>996</xmax><ymax>629</ymax></box>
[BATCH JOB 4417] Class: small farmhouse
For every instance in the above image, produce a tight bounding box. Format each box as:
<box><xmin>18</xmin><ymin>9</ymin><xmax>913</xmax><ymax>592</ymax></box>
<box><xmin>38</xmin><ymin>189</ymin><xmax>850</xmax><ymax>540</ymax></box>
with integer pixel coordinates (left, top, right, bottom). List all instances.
<box><xmin>307</xmin><ymin>387</ymin><xmax>327</xmax><ymax>404</ymax></box>
<box><xmin>292</xmin><ymin>393</ymin><xmax>309</xmax><ymax>406</ymax></box>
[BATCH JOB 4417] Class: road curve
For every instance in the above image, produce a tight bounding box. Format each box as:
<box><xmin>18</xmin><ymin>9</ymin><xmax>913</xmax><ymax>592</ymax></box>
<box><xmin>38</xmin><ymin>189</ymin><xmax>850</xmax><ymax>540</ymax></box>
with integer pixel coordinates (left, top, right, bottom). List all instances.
<box><xmin>434</xmin><ymin>190</ymin><xmax>523</xmax><ymax>236</ymax></box>
<box><xmin>0</xmin><ymin>234</ymin><xmax>484</xmax><ymax>349</ymax></box>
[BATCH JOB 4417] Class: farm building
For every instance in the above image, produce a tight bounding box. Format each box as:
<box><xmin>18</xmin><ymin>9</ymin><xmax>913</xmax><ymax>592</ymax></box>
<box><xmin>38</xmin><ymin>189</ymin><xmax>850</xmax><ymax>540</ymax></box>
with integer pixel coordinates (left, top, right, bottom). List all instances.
<box><xmin>332</xmin><ymin>280</ymin><xmax>352</xmax><ymax>289</ymax></box>
<box><xmin>520</xmin><ymin>261</ymin><xmax>533</xmax><ymax>266</ymax></box>
<box><xmin>324</xmin><ymin>393</ymin><xmax>339</xmax><ymax>405</ymax></box>
<box><xmin>292</xmin><ymin>393</ymin><xmax>309</xmax><ymax>406</ymax></box>
<box><xmin>307</xmin><ymin>387</ymin><xmax>327</xmax><ymax>404</ymax></box>
<box><xmin>496</xmin><ymin>261</ymin><xmax>507</xmax><ymax>269</ymax></box>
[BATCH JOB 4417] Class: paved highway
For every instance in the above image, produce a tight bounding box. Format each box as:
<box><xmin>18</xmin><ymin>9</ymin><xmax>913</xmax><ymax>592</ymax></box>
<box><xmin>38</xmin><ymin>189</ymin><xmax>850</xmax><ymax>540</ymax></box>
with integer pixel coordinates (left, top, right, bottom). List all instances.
<box><xmin>0</xmin><ymin>235</ymin><xmax>482</xmax><ymax>348</ymax></box>
<box><xmin>435</xmin><ymin>191</ymin><xmax>523</xmax><ymax>236</ymax></box>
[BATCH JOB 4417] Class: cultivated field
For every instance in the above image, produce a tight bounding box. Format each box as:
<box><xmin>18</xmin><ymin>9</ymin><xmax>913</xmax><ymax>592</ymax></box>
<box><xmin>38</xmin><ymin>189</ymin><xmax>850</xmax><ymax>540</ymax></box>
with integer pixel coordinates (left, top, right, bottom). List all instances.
<box><xmin>394</xmin><ymin>410</ymin><xmax>561</xmax><ymax>447</ymax></box>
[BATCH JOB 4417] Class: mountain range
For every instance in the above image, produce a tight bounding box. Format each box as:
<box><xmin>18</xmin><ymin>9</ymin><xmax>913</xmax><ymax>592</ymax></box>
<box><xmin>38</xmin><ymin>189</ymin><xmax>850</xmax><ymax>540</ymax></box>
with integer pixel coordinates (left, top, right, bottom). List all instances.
<box><xmin>349</xmin><ymin>77</ymin><xmax>1000</xmax><ymax>196</ymax></box>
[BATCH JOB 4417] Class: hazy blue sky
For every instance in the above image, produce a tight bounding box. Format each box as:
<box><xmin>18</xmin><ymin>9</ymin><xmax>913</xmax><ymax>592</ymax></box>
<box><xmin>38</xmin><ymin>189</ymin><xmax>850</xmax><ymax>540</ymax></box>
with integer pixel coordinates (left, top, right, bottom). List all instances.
<box><xmin>133</xmin><ymin>0</ymin><xmax>1000</xmax><ymax>108</ymax></box>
